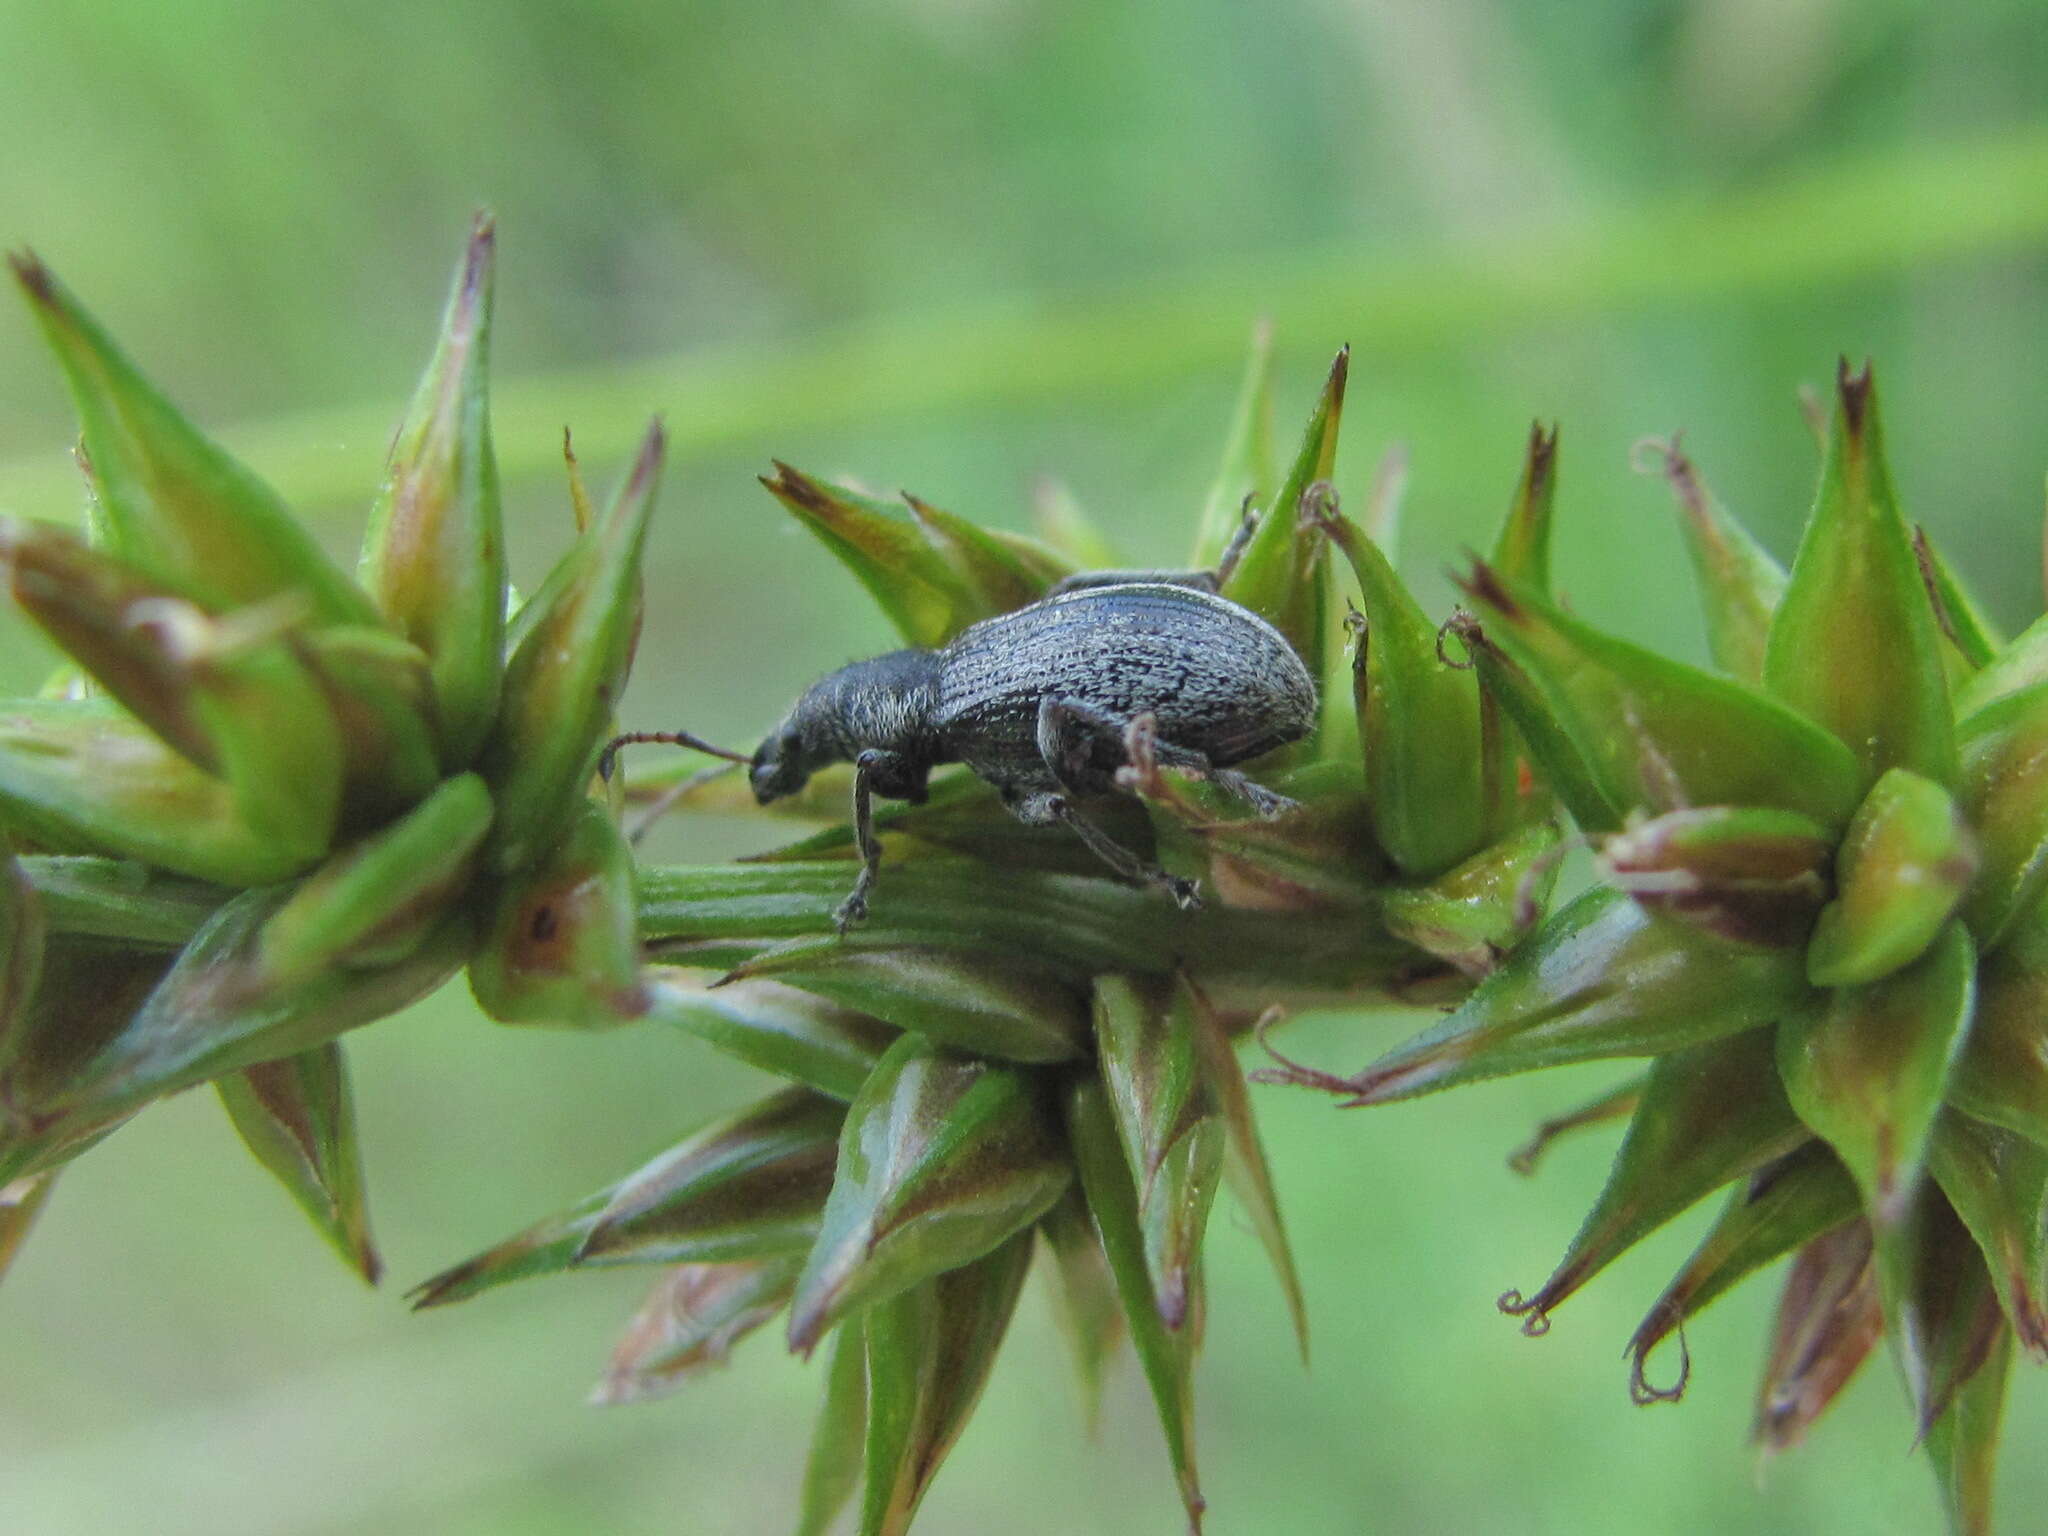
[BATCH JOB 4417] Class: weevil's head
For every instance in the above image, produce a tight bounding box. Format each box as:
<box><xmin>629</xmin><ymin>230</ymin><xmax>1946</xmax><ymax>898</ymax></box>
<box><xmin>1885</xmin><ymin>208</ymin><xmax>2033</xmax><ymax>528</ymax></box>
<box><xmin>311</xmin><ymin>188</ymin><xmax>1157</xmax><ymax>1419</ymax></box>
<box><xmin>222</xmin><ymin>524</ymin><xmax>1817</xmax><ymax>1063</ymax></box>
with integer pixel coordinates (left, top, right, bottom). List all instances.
<box><xmin>750</xmin><ymin>648</ymin><xmax>944</xmax><ymax>803</ymax></box>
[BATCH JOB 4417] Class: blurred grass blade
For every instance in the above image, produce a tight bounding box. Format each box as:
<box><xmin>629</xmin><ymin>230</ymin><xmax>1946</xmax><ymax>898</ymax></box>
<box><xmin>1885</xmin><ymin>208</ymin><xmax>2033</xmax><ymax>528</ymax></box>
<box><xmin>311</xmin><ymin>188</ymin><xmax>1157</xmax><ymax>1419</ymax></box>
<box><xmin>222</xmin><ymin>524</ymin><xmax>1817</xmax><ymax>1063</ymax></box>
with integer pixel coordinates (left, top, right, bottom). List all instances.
<box><xmin>1039</xmin><ymin>1189</ymin><xmax>1126</xmax><ymax>1432</ymax></box>
<box><xmin>1320</xmin><ymin>506</ymin><xmax>1483</xmax><ymax>878</ymax></box>
<box><xmin>1928</xmin><ymin>1111</ymin><xmax>2048</xmax><ymax>1358</ymax></box>
<box><xmin>0</xmin><ymin>1169</ymin><xmax>55</xmax><ymax>1283</ymax></box>
<box><xmin>1806</xmin><ymin>769</ymin><xmax>1975</xmax><ymax>987</ymax></box>
<box><xmin>1778</xmin><ymin>922</ymin><xmax>1975</xmax><ymax>1228</ymax></box>
<box><xmin>1754</xmin><ymin>1222</ymin><xmax>1883</xmax><ymax>1454</ymax></box>
<box><xmin>1457</xmin><ymin>559</ymin><xmax>1865</xmax><ymax>833</ymax></box>
<box><xmin>1031</xmin><ymin>478</ymin><xmax>1122</xmax><ymax>570</ymax></box>
<box><xmin>643</xmin><ymin>969</ymin><xmax>896</xmax><ymax>1102</ymax></box>
<box><xmin>260</xmin><ymin>772</ymin><xmax>491</xmax><ymax>983</ymax></box>
<box><xmin>860</xmin><ymin>1230</ymin><xmax>1033</xmax><ymax>1536</ymax></box>
<box><xmin>411</xmin><ymin>1088</ymin><xmax>843</xmax><ymax>1307</ymax></box>
<box><xmin>1093</xmin><ymin>974</ymin><xmax>1223</xmax><ymax>1330</ymax></box>
<box><xmin>7</xmin><ymin>254</ymin><xmax>377</xmax><ymax>628</ymax></box>
<box><xmin>358</xmin><ymin>215</ymin><xmax>505</xmax><ymax>769</ymax></box>
<box><xmin>1507</xmin><ymin>1074</ymin><xmax>1645</xmax><ymax>1176</ymax></box>
<box><xmin>1637</xmin><ymin>434</ymin><xmax>1784</xmax><ymax>683</ymax></box>
<box><xmin>1497</xmin><ymin>1028</ymin><xmax>1807</xmax><ymax>1334</ymax></box>
<box><xmin>1926</xmin><ymin>1319</ymin><xmax>2013</xmax><ymax>1536</ymax></box>
<box><xmin>1066</xmin><ymin>1076</ymin><xmax>1204</xmax><ymax>1532</ymax></box>
<box><xmin>1221</xmin><ymin>347</ymin><xmax>1342</xmax><ymax>679</ymax></box>
<box><xmin>470</xmin><ymin>797</ymin><xmax>645</xmax><ymax>1028</ymax></box>
<box><xmin>786</xmin><ymin>1034</ymin><xmax>1070</xmax><ymax>1355</ymax></box>
<box><xmin>1624</xmin><ymin>1143</ymin><xmax>1857</xmax><ymax>1403</ymax></box>
<box><xmin>1956</xmin><ymin>680</ymin><xmax>2048</xmax><ymax>950</ymax></box>
<box><xmin>19</xmin><ymin>857</ymin><xmax>223</xmax><ymax>948</ymax></box>
<box><xmin>590</xmin><ymin>1256</ymin><xmax>801</xmax><ymax>1406</ymax></box>
<box><xmin>1281</xmin><ymin>888</ymin><xmax>1813</xmax><ymax>1106</ymax></box>
<box><xmin>216</xmin><ymin>1042</ymin><xmax>379</xmax><ymax>1283</ymax></box>
<box><xmin>1191</xmin><ymin>322</ymin><xmax>1275</xmax><ymax>567</ymax></box>
<box><xmin>1764</xmin><ymin>362</ymin><xmax>1955</xmax><ymax>790</ymax></box>
<box><xmin>796</xmin><ymin>1315</ymin><xmax>869</xmax><ymax>1536</ymax></box>
<box><xmin>483</xmin><ymin>421</ymin><xmax>663</xmax><ymax>873</ymax></box>
<box><xmin>1491</xmin><ymin>423</ymin><xmax>1558</xmax><ymax>594</ymax></box>
<box><xmin>720</xmin><ymin>944</ymin><xmax>1088</xmax><ymax>1064</ymax></box>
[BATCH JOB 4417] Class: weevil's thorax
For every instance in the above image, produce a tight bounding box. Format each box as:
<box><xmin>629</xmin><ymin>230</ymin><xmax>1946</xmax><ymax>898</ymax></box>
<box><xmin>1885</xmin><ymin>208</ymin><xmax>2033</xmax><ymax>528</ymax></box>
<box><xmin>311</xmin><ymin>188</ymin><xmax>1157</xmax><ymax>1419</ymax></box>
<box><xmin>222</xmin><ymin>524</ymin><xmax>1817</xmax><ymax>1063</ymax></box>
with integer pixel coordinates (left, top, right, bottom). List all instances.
<box><xmin>751</xmin><ymin>648</ymin><xmax>945</xmax><ymax>801</ymax></box>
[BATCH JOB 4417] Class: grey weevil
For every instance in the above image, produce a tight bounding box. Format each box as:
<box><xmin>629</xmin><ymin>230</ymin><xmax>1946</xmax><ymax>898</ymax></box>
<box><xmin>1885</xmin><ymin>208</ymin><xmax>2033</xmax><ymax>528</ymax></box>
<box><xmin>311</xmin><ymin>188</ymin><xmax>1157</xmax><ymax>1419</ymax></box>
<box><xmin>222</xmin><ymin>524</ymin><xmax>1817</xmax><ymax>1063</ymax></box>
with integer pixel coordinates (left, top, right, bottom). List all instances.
<box><xmin>604</xmin><ymin>514</ymin><xmax>1318</xmax><ymax>930</ymax></box>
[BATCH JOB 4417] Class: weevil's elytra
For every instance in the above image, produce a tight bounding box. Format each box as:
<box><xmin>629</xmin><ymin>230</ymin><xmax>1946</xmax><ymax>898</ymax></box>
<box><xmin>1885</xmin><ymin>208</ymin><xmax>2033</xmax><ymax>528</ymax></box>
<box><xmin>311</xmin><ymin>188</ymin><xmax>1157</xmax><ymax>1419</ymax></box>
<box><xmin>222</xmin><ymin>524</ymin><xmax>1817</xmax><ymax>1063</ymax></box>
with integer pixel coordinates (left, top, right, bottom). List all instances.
<box><xmin>610</xmin><ymin>520</ymin><xmax>1319</xmax><ymax>931</ymax></box>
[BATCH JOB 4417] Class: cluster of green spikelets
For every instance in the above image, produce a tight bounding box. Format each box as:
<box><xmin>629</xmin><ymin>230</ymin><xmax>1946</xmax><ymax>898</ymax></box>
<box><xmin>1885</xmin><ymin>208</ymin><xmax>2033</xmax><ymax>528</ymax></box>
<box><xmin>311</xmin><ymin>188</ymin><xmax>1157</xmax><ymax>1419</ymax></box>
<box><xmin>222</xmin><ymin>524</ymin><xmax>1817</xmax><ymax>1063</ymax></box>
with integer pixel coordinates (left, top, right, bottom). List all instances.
<box><xmin>0</xmin><ymin>220</ymin><xmax>2043</xmax><ymax>1536</ymax></box>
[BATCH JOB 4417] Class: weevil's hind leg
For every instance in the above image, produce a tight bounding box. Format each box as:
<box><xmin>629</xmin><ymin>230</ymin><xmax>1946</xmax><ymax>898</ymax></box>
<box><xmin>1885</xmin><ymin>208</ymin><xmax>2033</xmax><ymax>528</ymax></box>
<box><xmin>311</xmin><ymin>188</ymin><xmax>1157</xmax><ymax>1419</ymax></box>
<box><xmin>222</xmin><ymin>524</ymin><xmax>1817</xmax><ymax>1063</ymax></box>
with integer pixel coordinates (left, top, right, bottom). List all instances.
<box><xmin>1007</xmin><ymin>788</ymin><xmax>1201</xmax><ymax>911</ymax></box>
<box><xmin>1207</xmin><ymin>767</ymin><xmax>1298</xmax><ymax>819</ymax></box>
<box><xmin>834</xmin><ymin>751</ymin><xmax>887</xmax><ymax>933</ymax></box>
<box><xmin>1041</xmin><ymin>695</ymin><xmax>1299</xmax><ymax>821</ymax></box>
<box><xmin>1209</xmin><ymin>494</ymin><xmax>1260</xmax><ymax>588</ymax></box>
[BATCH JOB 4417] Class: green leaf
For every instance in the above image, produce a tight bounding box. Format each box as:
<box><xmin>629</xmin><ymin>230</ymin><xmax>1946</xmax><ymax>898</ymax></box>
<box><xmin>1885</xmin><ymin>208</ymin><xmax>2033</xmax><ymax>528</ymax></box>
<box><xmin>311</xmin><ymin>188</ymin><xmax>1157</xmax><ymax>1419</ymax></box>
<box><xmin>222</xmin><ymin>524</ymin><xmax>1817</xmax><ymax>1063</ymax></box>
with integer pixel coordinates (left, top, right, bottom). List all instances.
<box><xmin>19</xmin><ymin>857</ymin><xmax>222</xmax><ymax>947</ymax></box>
<box><xmin>1038</xmin><ymin>1189</ymin><xmax>1126</xmax><ymax>1432</ymax></box>
<box><xmin>358</xmin><ymin>216</ymin><xmax>506</xmax><ymax>769</ymax></box>
<box><xmin>796</xmin><ymin>1314</ymin><xmax>869</xmax><ymax>1536</ymax></box>
<box><xmin>470</xmin><ymin>797</ymin><xmax>644</xmax><ymax>1029</ymax></box>
<box><xmin>410</xmin><ymin>1088</ymin><xmax>843</xmax><ymax>1307</ymax></box>
<box><xmin>1956</xmin><ymin>679</ymin><xmax>2048</xmax><ymax>951</ymax></box>
<box><xmin>786</xmin><ymin>1034</ymin><xmax>1070</xmax><ymax>1355</ymax></box>
<box><xmin>1624</xmin><ymin>1142</ymin><xmax>1857</xmax><ymax>1403</ymax></box>
<box><xmin>1065</xmin><ymin>1076</ymin><xmax>1204</xmax><ymax>1533</ymax></box>
<box><xmin>1497</xmin><ymin>1027</ymin><xmax>1807</xmax><ymax>1333</ymax></box>
<box><xmin>1599</xmin><ymin>805</ymin><xmax>1832</xmax><ymax>948</ymax></box>
<box><xmin>1779</xmin><ymin>922</ymin><xmax>1976</xmax><ymax>1227</ymax></box>
<box><xmin>216</xmin><ymin>1042</ymin><xmax>378</xmax><ymax>1283</ymax></box>
<box><xmin>1925</xmin><ymin>1316</ymin><xmax>2014</xmax><ymax>1536</ymax></box>
<box><xmin>1294</xmin><ymin>888</ymin><xmax>1814</xmax><ymax>1106</ymax></box>
<box><xmin>1221</xmin><ymin>348</ymin><xmax>1343</xmax><ymax>680</ymax></box>
<box><xmin>589</xmin><ymin>1257</ymin><xmax>801</xmax><ymax>1406</ymax></box>
<box><xmin>643</xmin><ymin>969</ymin><xmax>896</xmax><ymax>1102</ymax></box>
<box><xmin>719</xmin><ymin>944</ymin><xmax>1088</xmax><ymax>1064</ymax></box>
<box><xmin>260</xmin><ymin>772</ymin><xmax>492</xmax><ymax>983</ymax></box>
<box><xmin>483</xmin><ymin>421</ymin><xmax>663</xmax><ymax>873</ymax></box>
<box><xmin>1320</xmin><ymin>507</ymin><xmax>1483</xmax><ymax>878</ymax></box>
<box><xmin>1764</xmin><ymin>362</ymin><xmax>1955</xmax><ymax>790</ymax></box>
<box><xmin>1093</xmin><ymin>974</ymin><xmax>1224</xmax><ymax>1331</ymax></box>
<box><xmin>7</xmin><ymin>254</ymin><xmax>377</xmax><ymax>628</ymax></box>
<box><xmin>1491</xmin><ymin>422</ymin><xmax>1558</xmax><ymax>595</ymax></box>
<box><xmin>1753</xmin><ymin>1223</ymin><xmax>1883</xmax><ymax>1454</ymax></box>
<box><xmin>1637</xmin><ymin>434</ymin><xmax>1785</xmax><ymax>684</ymax></box>
<box><xmin>1458</xmin><ymin>559</ymin><xmax>1866</xmax><ymax>834</ymax></box>
<box><xmin>859</xmin><ymin>1230</ymin><xmax>1033</xmax><ymax>1536</ymax></box>
<box><xmin>1806</xmin><ymin>769</ymin><xmax>1975</xmax><ymax>986</ymax></box>
<box><xmin>1191</xmin><ymin>321</ymin><xmax>1276</xmax><ymax>567</ymax></box>
<box><xmin>1928</xmin><ymin>1111</ymin><xmax>2048</xmax><ymax>1358</ymax></box>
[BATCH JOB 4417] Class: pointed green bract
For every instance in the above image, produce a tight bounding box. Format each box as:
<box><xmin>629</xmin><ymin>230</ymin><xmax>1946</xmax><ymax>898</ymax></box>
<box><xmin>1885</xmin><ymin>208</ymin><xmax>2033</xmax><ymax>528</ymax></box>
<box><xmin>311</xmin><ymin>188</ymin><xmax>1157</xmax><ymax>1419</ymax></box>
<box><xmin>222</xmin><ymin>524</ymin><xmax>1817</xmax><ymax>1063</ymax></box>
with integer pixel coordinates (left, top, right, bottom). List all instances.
<box><xmin>1917</xmin><ymin>529</ymin><xmax>2004</xmax><ymax>672</ymax></box>
<box><xmin>1323</xmin><ymin>888</ymin><xmax>1814</xmax><ymax>1106</ymax></box>
<box><xmin>1064</xmin><ymin>1076</ymin><xmax>1204</xmax><ymax>1532</ymax></box>
<box><xmin>859</xmin><ymin>1231</ymin><xmax>1033</xmax><ymax>1536</ymax></box>
<box><xmin>1956</xmin><ymin>680</ymin><xmax>2048</xmax><ymax>950</ymax></box>
<box><xmin>1957</xmin><ymin>613</ymin><xmax>2048</xmax><ymax>720</ymax></box>
<box><xmin>1221</xmin><ymin>348</ymin><xmax>1343</xmax><ymax>681</ymax></box>
<box><xmin>19</xmin><ymin>856</ymin><xmax>222</xmax><ymax>948</ymax></box>
<box><xmin>721</xmin><ymin>943</ymin><xmax>1088</xmax><ymax>1064</ymax></box>
<box><xmin>1948</xmin><ymin>940</ymin><xmax>2048</xmax><ymax>1150</ymax></box>
<box><xmin>410</xmin><ymin>1089</ymin><xmax>842</xmax><ymax>1308</ymax></box>
<box><xmin>1093</xmin><ymin>974</ymin><xmax>1224</xmax><ymax>1330</ymax></box>
<box><xmin>1192</xmin><ymin>322</ymin><xmax>1276</xmax><ymax>567</ymax></box>
<box><xmin>469</xmin><ymin>797</ymin><xmax>646</xmax><ymax>1028</ymax></box>
<box><xmin>796</xmin><ymin>1315</ymin><xmax>869</xmax><ymax>1536</ymax></box>
<box><xmin>216</xmin><ymin>1042</ymin><xmax>379</xmax><ymax>1283</ymax></box>
<box><xmin>1779</xmin><ymin>923</ymin><xmax>1976</xmax><ymax>1228</ymax></box>
<box><xmin>1928</xmin><ymin>1112</ymin><xmax>2048</xmax><ymax>1358</ymax></box>
<box><xmin>1498</xmin><ymin>1028</ymin><xmax>1807</xmax><ymax>1333</ymax></box>
<box><xmin>1807</xmin><ymin>769</ymin><xmax>1975</xmax><ymax>987</ymax></box>
<box><xmin>1380</xmin><ymin>818</ymin><xmax>1560</xmax><ymax>978</ymax></box>
<box><xmin>1926</xmin><ymin>1319</ymin><xmax>2013</xmax><ymax>1536</ymax></box>
<box><xmin>0</xmin><ymin>1170</ymin><xmax>56</xmax><ymax>1284</ymax></box>
<box><xmin>295</xmin><ymin>624</ymin><xmax>443</xmax><ymax>813</ymax></box>
<box><xmin>1639</xmin><ymin>435</ymin><xmax>1785</xmax><ymax>684</ymax></box>
<box><xmin>1600</xmin><ymin>805</ymin><xmax>1832</xmax><ymax>948</ymax></box>
<box><xmin>1459</xmin><ymin>560</ymin><xmax>1865</xmax><ymax>833</ymax></box>
<box><xmin>1491</xmin><ymin>423</ymin><xmax>1558</xmax><ymax>595</ymax></box>
<box><xmin>1753</xmin><ymin>1223</ymin><xmax>1883</xmax><ymax>1453</ymax></box>
<box><xmin>1874</xmin><ymin>1191</ymin><xmax>2004</xmax><ymax>1441</ymax></box>
<box><xmin>785</xmin><ymin>1034</ymin><xmax>1069</xmax><ymax>1355</ymax></box>
<box><xmin>590</xmin><ymin>1257</ymin><xmax>800</xmax><ymax>1406</ymax></box>
<box><xmin>643</xmin><ymin>969</ymin><xmax>896</xmax><ymax>1102</ymax></box>
<box><xmin>7</xmin><ymin>255</ymin><xmax>377</xmax><ymax>629</ymax></box>
<box><xmin>1321</xmin><ymin>508</ymin><xmax>1483</xmax><ymax>878</ymax></box>
<box><xmin>483</xmin><ymin>422</ymin><xmax>664</xmax><ymax>872</ymax></box>
<box><xmin>1764</xmin><ymin>362</ymin><xmax>1955</xmax><ymax>790</ymax></box>
<box><xmin>1039</xmin><ymin>1189</ymin><xmax>1125</xmax><ymax>1431</ymax></box>
<box><xmin>358</xmin><ymin>216</ymin><xmax>506</xmax><ymax>769</ymax></box>
<box><xmin>1625</xmin><ymin>1142</ymin><xmax>1857</xmax><ymax>1402</ymax></box>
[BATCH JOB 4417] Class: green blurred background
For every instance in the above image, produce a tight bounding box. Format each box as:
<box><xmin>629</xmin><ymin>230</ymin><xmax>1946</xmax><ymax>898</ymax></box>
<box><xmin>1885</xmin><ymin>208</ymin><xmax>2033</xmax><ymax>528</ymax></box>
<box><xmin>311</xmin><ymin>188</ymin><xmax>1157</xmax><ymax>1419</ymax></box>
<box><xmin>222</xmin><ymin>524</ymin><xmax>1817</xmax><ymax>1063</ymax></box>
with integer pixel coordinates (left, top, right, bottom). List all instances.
<box><xmin>4</xmin><ymin>2</ymin><xmax>2048</xmax><ymax>1532</ymax></box>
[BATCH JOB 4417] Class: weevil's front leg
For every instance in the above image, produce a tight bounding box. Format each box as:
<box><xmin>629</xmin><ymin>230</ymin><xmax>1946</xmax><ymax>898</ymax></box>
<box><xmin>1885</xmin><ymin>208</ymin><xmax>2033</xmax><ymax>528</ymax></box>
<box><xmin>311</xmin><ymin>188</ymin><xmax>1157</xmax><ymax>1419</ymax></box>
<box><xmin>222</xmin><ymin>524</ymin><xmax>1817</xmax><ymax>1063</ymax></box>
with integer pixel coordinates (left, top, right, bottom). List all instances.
<box><xmin>1005</xmin><ymin>788</ymin><xmax>1202</xmax><ymax>910</ymax></box>
<box><xmin>834</xmin><ymin>750</ymin><xmax>888</xmax><ymax>933</ymax></box>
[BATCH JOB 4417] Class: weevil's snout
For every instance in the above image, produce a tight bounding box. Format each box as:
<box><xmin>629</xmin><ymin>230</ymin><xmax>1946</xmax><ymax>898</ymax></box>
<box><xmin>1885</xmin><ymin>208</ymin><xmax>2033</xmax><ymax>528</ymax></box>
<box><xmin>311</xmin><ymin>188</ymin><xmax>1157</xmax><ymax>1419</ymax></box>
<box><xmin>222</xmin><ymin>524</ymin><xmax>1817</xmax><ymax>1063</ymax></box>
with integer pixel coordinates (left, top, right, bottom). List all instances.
<box><xmin>750</xmin><ymin>729</ymin><xmax>810</xmax><ymax>803</ymax></box>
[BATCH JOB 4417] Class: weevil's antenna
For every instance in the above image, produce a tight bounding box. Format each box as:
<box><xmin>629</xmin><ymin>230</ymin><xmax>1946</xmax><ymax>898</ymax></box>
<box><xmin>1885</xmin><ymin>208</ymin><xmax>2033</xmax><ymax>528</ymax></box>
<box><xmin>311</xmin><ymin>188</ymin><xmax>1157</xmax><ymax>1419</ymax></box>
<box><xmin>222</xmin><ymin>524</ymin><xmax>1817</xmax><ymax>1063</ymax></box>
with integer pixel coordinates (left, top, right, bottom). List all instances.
<box><xmin>598</xmin><ymin>730</ymin><xmax>751</xmax><ymax>781</ymax></box>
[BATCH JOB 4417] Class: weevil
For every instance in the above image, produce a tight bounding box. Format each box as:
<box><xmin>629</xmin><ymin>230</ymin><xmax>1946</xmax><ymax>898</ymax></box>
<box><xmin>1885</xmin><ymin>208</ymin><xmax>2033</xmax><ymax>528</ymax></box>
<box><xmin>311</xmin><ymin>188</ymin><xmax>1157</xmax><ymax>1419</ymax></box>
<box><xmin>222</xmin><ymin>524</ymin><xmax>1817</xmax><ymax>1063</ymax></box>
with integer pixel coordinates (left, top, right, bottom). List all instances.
<box><xmin>605</xmin><ymin>514</ymin><xmax>1317</xmax><ymax>930</ymax></box>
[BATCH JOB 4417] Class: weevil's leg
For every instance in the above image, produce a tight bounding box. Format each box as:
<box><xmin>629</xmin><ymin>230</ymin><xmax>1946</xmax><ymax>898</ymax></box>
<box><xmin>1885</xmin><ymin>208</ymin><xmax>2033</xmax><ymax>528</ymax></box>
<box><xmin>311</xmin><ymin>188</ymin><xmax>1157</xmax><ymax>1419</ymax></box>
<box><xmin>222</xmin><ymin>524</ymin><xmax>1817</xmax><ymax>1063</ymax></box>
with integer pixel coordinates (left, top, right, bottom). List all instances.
<box><xmin>1008</xmin><ymin>789</ymin><xmax>1202</xmax><ymax>910</ymax></box>
<box><xmin>833</xmin><ymin>750</ymin><xmax>887</xmax><ymax>933</ymax></box>
<box><xmin>1209</xmin><ymin>493</ymin><xmax>1260</xmax><ymax>587</ymax></box>
<box><xmin>1042</xmin><ymin>695</ymin><xmax>1298</xmax><ymax>819</ymax></box>
<box><xmin>1206</xmin><ymin>768</ymin><xmax>1298</xmax><ymax>819</ymax></box>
